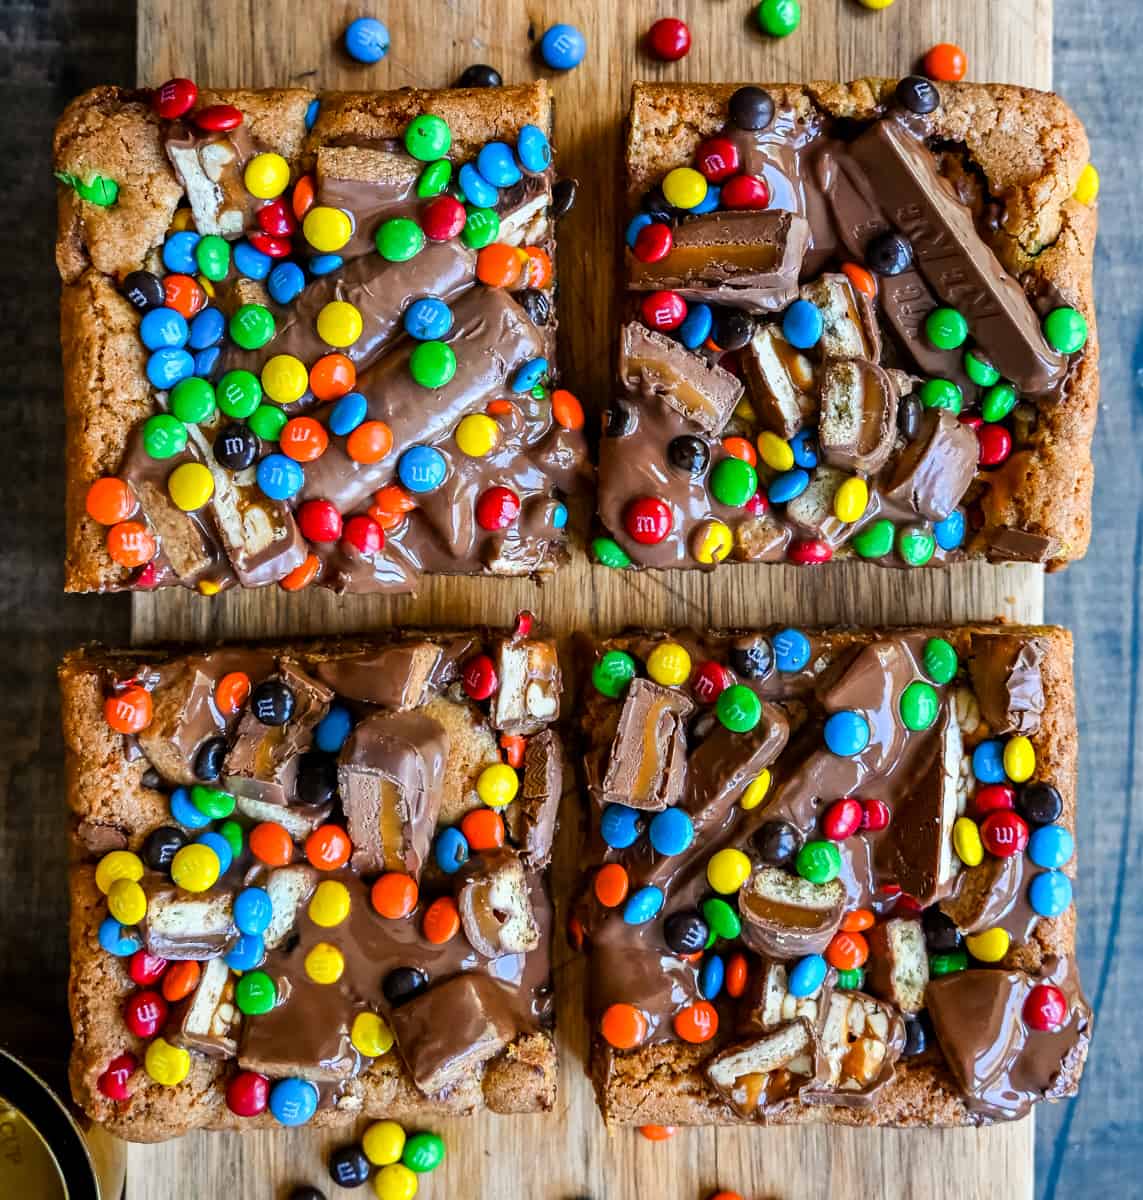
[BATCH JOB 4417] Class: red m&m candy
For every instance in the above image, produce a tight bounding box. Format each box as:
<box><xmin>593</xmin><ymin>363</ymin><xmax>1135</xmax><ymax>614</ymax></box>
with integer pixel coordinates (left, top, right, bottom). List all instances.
<box><xmin>624</xmin><ymin>496</ymin><xmax>672</xmax><ymax>544</ymax></box>
<box><xmin>691</xmin><ymin>660</ymin><xmax>729</xmax><ymax>704</ymax></box>
<box><xmin>98</xmin><ymin>1053</ymin><xmax>138</xmax><ymax>1101</ymax></box>
<box><xmin>297</xmin><ymin>499</ymin><xmax>343</xmax><ymax>543</ymax></box>
<box><xmin>977</xmin><ymin>424</ymin><xmax>1012</xmax><ymax>466</ymax></box>
<box><xmin>341</xmin><ymin>514</ymin><xmax>384</xmax><ymax>556</ymax></box>
<box><xmin>975</xmin><ymin>783</ymin><xmax>1016</xmax><ymax>815</ymax></box>
<box><xmin>788</xmin><ymin>539</ymin><xmax>832</xmax><ymax>565</ymax></box>
<box><xmin>247</xmin><ymin>232</ymin><xmax>291</xmax><ymax>257</ymax></box>
<box><xmin>421</xmin><ymin>194</ymin><xmax>467</xmax><ymax>241</ymax></box>
<box><xmin>462</xmin><ymin>654</ymin><xmax>498</xmax><ymax>701</ymax></box>
<box><xmin>476</xmin><ymin>486</ymin><xmax>521</xmax><ymax>531</ymax></box>
<box><xmin>124</xmin><ymin>989</ymin><xmax>168</xmax><ymax>1039</ymax></box>
<box><xmin>980</xmin><ymin>810</ymin><xmax>1029</xmax><ymax>857</ymax></box>
<box><xmin>226</xmin><ymin>1070</ymin><xmax>270</xmax><ymax>1117</ymax></box>
<box><xmin>194</xmin><ymin>103</ymin><xmax>243</xmax><ymax>132</ymax></box>
<box><xmin>860</xmin><ymin>798</ymin><xmax>891</xmax><ymax>831</ymax></box>
<box><xmin>1023</xmin><ymin>983</ymin><xmax>1067</xmax><ymax>1032</ymax></box>
<box><xmin>641</xmin><ymin>290</ymin><xmax>687</xmax><ymax>331</ymax></box>
<box><xmin>632</xmin><ymin>222</ymin><xmax>673</xmax><ymax>263</ymax></box>
<box><xmin>153</xmin><ymin>78</ymin><xmax>197</xmax><ymax>119</ymax></box>
<box><xmin>694</xmin><ymin>137</ymin><xmax>741</xmax><ymax>182</ymax></box>
<box><xmin>257</xmin><ymin>199</ymin><xmax>297</xmax><ymax>237</ymax></box>
<box><xmin>128</xmin><ymin>950</ymin><xmax>169</xmax><ymax>987</ymax></box>
<box><xmin>822</xmin><ymin>797</ymin><xmax>862</xmax><ymax>841</ymax></box>
<box><xmin>721</xmin><ymin>174</ymin><xmax>770</xmax><ymax>210</ymax></box>
<box><xmin>646</xmin><ymin>17</ymin><xmax>691</xmax><ymax>61</ymax></box>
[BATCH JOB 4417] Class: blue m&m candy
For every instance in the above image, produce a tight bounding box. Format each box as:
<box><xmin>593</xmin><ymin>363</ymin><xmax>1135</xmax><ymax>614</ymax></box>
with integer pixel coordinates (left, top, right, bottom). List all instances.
<box><xmin>268</xmin><ymin>261</ymin><xmax>306</xmax><ymax>304</ymax></box>
<box><xmin>225</xmin><ymin>932</ymin><xmax>266</xmax><ymax>971</ymax></box>
<box><xmin>188</xmin><ymin>307</ymin><xmax>226</xmax><ymax>350</ymax></box>
<box><xmin>140</xmin><ymin>307</ymin><xmax>188</xmax><ymax>350</ymax></box>
<box><xmin>434</xmin><ymin>827</ymin><xmax>470</xmax><ymax>874</ymax></box>
<box><xmin>309</xmin><ymin>254</ymin><xmax>343</xmax><ymax>276</ymax></box>
<box><xmin>540</xmin><ymin>23</ymin><xmax>586</xmax><ymax>70</ymax></box>
<box><xmin>315</xmin><ymin>704</ymin><xmax>354</xmax><ymax>752</ymax></box>
<box><xmin>934</xmin><ymin>508</ymin><xmax>966</xmax><ymax>551</ymax></box>
<box><xmin>194</xmin><ymin>347</ymin><xmax>221</xmax><ymax>377</ymax></box>
<box><xmin>1029</xmin><ymin>869</ymin><xmax>1073</xmax><ymax>917</ymax></box>
<box><xmin>516</xmin><ymin>125</ymin><xmax>551</xmax><ymax>173</ymax></box>
<box><xmin>511</xmin><ymin>357</ymin><xmax>548</xmax><ymax>392</ymax></box>
<box><xmin>234</xmin><ymin>887</ymin><xmax>273</xmax><ymax>936</ymax></box>
<box><xmin>344</xmin><ymin>16</ymin><xmax>390</xmax><ymax>63</ymax></box>
<box><xmin>1028</xmin><ymin>825</ymin><xmax>1074</xmax><ymax>869</ymax></box>
<box><xmin>329</xmin><ymin>392</ymin><xmax>368</xmax><ymax>437</ymax></box>
<box><xmin>196</xmin><ymin>831</ymin><xmax>233</xmax><ymax>874</ymax></box>
<box><xmin>774</xmin><ymin>628</ymin><xmax>811</xmax><ymax>673</ymax></box>
<box><xmin>782</xmin><ymin>299</ymin><xmax>824</xmax><ymax>349</ymax></box>
<box><xmin>147</xmin><ymin>348</ymin><xmax>194</xmax><ymax>389</ymax></box>
<box><xmin>162</xmin><ymin>231</ymin><xmax>200</xmax><ymax>274</ymax></box>
<box><xmin>170</xmin><ymin>786</ymin><xmax>211</xmax><ymax>830</ymax></box>
<box><xmin>972</xmin><ymin>739</ymin><xmax>1006</xmax><ymax>784</ymax></box>
<box><xmin>790</xmin><ymin>428</ymin><xmax>818</xmax><ymax>468</ymax></box>
<box><xmin>768</xmin><ymin>468</ymin><xmax>810</xmax><ymax>504</ymax></box>
<box><xmin>269</xmin><ymin>1077</ymin><xmax>319</xmax><ymax>1126</ymax></box>
<box><xmin>600</xmin><ymin>803</ymin><xmax>641</xmax><ymax>849</ymax></box>
<box><xmin>625</xmin><ymin>213</ymin><xmax>652</xmax><ymax>249</ymax></box>
<box><xmin>98</xmin><ymin>917</ymin><xmax>141</xmax><ymax>956</ymax></box>
<box><xmin>458</xmin><ymin>162</ymin><xmax>498</xmax><ymax>209</ymax></box>
<box><xmin>305</xmin><ymin>98</ymin><xmax>320</xmax><ymax>130</ymax></box>
<box><xmin>233</xmin><ymin>240</ymin><xmax>272</xmax><ymax>280</ymax></box>
<box><xmin>649</xmin><ymin>807</ymin><xmax>694</xmax><ymax>856</ymax></box>
<box><xmin>257</xmin><ymin>454</ymin><xmax>305</xmax><ymax>500</ymax></box>
<box><xmin>623</xmin><ymin>885</ymin><xmax>664</xmax><ymax>925</ymax></box>
<box><xmin>824</xmin><ymin>710</ymin><xmax>871</xmax><ymax>757</ymax></box>
<box><xmin>678</xmin><ymin>303</ymin><xmax>713</xmax><ymax>350</ymax></box>
<box><xmin>699</xmin><ymin>954</ymin><xmax>725</xmax><ymax>1001</ymax></box>
<box><xmin>552</xmin><ymin>502</ymin><xmax>569</xmax><ymax>529</ymax></box>
<box><xmin>404</xmin><ymin>297</ymin><xmax>453</xmax><ymax>341</ymax></box>
<box><xmin>477</xmin><ymin>142</ymin><xmax>521</xmax><ymax>188</ymax></box>
<box><xmin>398</xmin><ymin>445</ymin><xmax>447</xmax><ymax>493</ymax></box>
<box><xmin>691</xmin><ymin>184</ymin><xmax>721</xmax><ymax>214</ymax></box>
<box><xmin>788</xmin><ymin>954</ymin><xmax>828</xmax><ymax>997</ymax></box>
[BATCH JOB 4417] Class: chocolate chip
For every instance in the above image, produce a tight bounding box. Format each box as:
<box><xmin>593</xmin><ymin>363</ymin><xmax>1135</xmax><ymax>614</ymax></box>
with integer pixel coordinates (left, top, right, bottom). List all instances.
<box><xmin>902</xmin><ymin>1011</ymin><xmax>932</xmax><ymax>1057</ymax></box>
<box><xmin>664</xmin><ymin>910</ymin><xmax>709</xmax><ymax>954</ymax></box>
<box><xmin>728</xmin><ymin>85</ymin><xmax>775</xmax><ymax>131</ymax></box>
<box><xmin>1017</xmin><ymin>782</ymin><xmax>1063</xmax><ymax>826</ymax></box>
<box><xmin>518</xmin><ymin>288</ymin><xmax>551</xmax><ymax>326</ymax></box>
<box><xmin>552</xmin><ymin>177</ymin><xmax>578</xmax><ymax>219</ymax></box>
<box><xmin>214</xmin><ymin>423</ymin><xmax>259</xmax><ymax>471</ymax></box>
<box><xmin>921</xmin><ymin>907</ymin><xmax>961</xmax><ymax>954</ymax></box>
<box><xmin>712</xmin><ymin>308</ymin><xmax>754</xmax><ymax>352</ymax></box>
<box><xmin>121</xmin><ymin>269</ymin><xmax>165</xmax><ymax>312</ymax></box>
<box><xmin>729</xmin><ymin>636</ymin><xmax>772</xmax><ymax>680</ymax></box>
<box><xmin>898</xmin><ymin>395</ymin><xmax>922</xmax><ymax>441</ymax></box>
<box><xmin>193</xmin><ymin>736</ymin><xmax>228</xmax><ymax>782</ymax></box>
<box><xmin>667</xmin><ymin>434</ymin><xmax>709</xmax><ymax>475</ymax></box>
<box><xmin>140</xmin><ymin>766</ymin><xmax>166</xmax><ymax>792</ymax></box>
<box><xmin>606</xmin><ymin>401</ymin><xmax>635</xmax><ymax>438</ymax></box>
<box><xmin>896</xmin><ymin>75</ymin><xmax>940</xmax><ymax>115</ymax></box>
<box><xmin>865</xmin><ymin>231</ymin><xmax>913</xmax><ymax>276</ymax></box>
<box><xmin>296</xmin><ymin>753</ymin><xmax>338</xmax><ymax>807</ymax></box>
<box><xmin>250</xmin><ymin>679</ymin><xmax>295</xmax><ymax>726</ymax></box>
<box><xmin>455</xmin><ymin>63</ymin><xmax>502</xmax><ymax>88</ymax></box>
<box><xmin>142</xmin><ymin>825</ymin><xmax>187</xmax><ymax>873</ymax></box>
<box><xmin>753</xmin><ymin>820</ymin><xmax>800</xmax><ymax>866</ymax></box>
<box><xmin>383</xmin><ymin>966</ymin><xmax>429</xmax><ymax>1007</ymax></box>
<box><xmin>327</xmin><ymin>1146</ymin><xmax>371</xmax><ymax>1188</ymax></box>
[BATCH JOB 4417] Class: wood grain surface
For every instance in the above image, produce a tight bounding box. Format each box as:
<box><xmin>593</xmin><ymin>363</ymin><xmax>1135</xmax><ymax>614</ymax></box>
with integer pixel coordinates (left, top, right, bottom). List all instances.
<box><xmin>128</xmin><ymin>1</ymin><xmax>1051</xmax><ymax>1196</ymax></box>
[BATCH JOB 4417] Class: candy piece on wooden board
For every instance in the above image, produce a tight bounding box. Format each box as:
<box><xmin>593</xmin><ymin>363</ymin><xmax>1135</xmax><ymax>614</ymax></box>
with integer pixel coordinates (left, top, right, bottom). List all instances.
<box><xmin>739</xmin><ymin>866</ymin><xmax>847</xmax><ymax>958</ymax></box>
<box><xmin>739</xmin><ymin>323</ymin><xmax>817</xmax><ymax>440</ymax></box>
<box><xmin>490</xmin><ymin>637</ymin><xmax>561</xmax><ymax>735</ymax></box>
<box><xmin>864</xmin><ymin>918</ymin><xmax>930</xmax><ymax>1014</ymax></box>
<box><xmin>315</xmin><ymin>638</ymin><xmax>474</xmax><ymax>709</ymax></box>
<box><xmin>458</xmin><ymin>849</ymin><xmax>540</xmax><ymax>958</ymax></box>
<box><xmin>141</xmin><ymin>884</ymin><xmax>236</xmax><ymax>961</ymax></box>
<box><xmin>504</xmin><ymin>728</ymin><xmax>564</xmax><ymax>869</ymax></box>
<box><xmin>817</xmin><ymin>359</ymin><xmax>898</xmax><ymax>475</ymax></box>
<box><xmin>705</xmin><ymin>1020</ymin><xmax>822</xmax><ymax>1118</ymax></box>
<box><xmin>803</xmin><ymin>991</ymin><xmax>906</xmax><ymax>1107</ymax></box>
<box><xmin>172</xmin><ymin>956</ymin><xmax>240</xmax><ymax>1058</ymax></box>
<box><xmin>598</xmin><ymin>679</ymin><xmax>694</xmax><ymax>812</ymax></box>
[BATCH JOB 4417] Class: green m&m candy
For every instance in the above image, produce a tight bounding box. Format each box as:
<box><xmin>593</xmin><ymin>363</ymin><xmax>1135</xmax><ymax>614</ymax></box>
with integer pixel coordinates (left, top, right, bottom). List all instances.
<box><xmin>716</xmin><ymin>684</ymin><xmax>762</xmax><ymax>732</ymax></box>
<box><xmin>900</xmin><ymin>680</ymin><xmax>940</xmax><ymax>731</ymax></box>
<box><xmin>836</xmin><ymin>967</ymin><xmax>864</xmax><ymax>990</ymax></box>
<box><xmin>981</xmin><ymin>383</ymin><xmax>1017</xmax><ymax>423</ymax></box>
<box><xmin>229</xmin><ymin>304</ymin><xmax>275</xmax><ymax>350</ymax></box>
<box><xmin>929</xmin><ymin>949</ymin><xmax>968</xmax><ymax>976</ymax></box>
<box><xmin>756</xmin><ymin>0</ymin><xmax>800</xmax><ymax>37</ymax></box>
<box><xmin>461</xmin><ymin>207</ymin><xmax>500</xmax><ymax>249</ymax></box>
<box><xmin>405</xmin><ymin>113</ymin><xmax>452</xmax><ymax>161</ymax></box>
<box><xmin>409</xmin><ymin>340</ymin><xmax>456</xmax><ymax>389</ymax></box>
<box><xmin>416</xmin><ymin>159</ymin><xmax>452</xmax><ymax>198</ymax></box>
<box><xmin>592</xmin><ymin>650</ymin><xmax>636</xmax><ymax>698</ymax></box>
<box><xmin>190</xmin><ymin>785</ymin><xmax>236</xmax><ymax>820</ymax></box>
<box><xmin>592</xmin><ymin>536</ymin><xmax>631</xmax><ymax>569</ymax></box>
<box><xmin>963</xmin><ymin>349</ymin><xmax>1000</xmax><ymax>387</ymax></box>
<box><xmin>919</xmin><ymin>378</ymin><xmax>962</xmax><ymax>413</ymax></box>
<box><xmin>170</xmin><ymin>377</ymin><xmax>216</xmax><ymax>424</ymax></box>
<box><xmin>709</xmin><ymin>457</ymin><xmax>758</xmax><ymax>508</ymax></box>
<box><xmin>701</xmin><ymin>896</ymin><xmax>742</xmax><ymax>941</ymax></box>
<box><xmin>218</xmin><ymin>820</ymin><xmax>244</xmax><ymax>861</ymax></box>
<box><xmin>897</xmin><ymin>523</ymin><xmax>935</xmax><ymax>566</ymax></box>
<box><xmin>402</xmin><ymin>1131</ymin><xmax>445</xmax><ymax>1174</ymax></box>
<box><xmin>142</xmin><ymin>413</ymin><xmax>187</xmax><ymax>460</ymax></box>
<box><xmin>376</xmin><ymin>217</ymin><xmax>425</xmax><ymax>262</ymax></box>
<box><xmin>852</xmin><ymin>518</ymin><xmax>895</xmax><ymax>560</ymax></box>
<box><xmin>217</xmin><ymin>370</ymin><xmax>262</xmax><ymax>419</ymax></box>
<box><xmin>1042</xmin><ymin>306</ymin><xmax>1087</xmax><ymax>354</ymax></box>
<box><xmin>71</xmin><ymin>173</ymin><xmax>119</xmax><ymax>206</ymax></box>
<box><xmin>922</xmin><ymin>637</ymin><xmax>958</xmax><ymax>685</ymax></box>
<box><xmin>235</xmin><ymin>970</ymin><xmax>277</xmax><ymax>1015</ymax></box>
<box><xmin>795</xmin><ymin>839</ymin><xmax>841</xmax><ymax>885</ymax></box>
<box><xmin>924</xmin><ymin>306</ymin><xmax>968</xmax><ymax>350</ymax></box>
<box><xmin>195</xmin><ymin>234</ymin><xmax>230</xmax><ymax>281</ymax></box>
<box><xmin>249</xmin><ymin>404</ymin><xmax>288</xmax><ymax>441</ymax></box>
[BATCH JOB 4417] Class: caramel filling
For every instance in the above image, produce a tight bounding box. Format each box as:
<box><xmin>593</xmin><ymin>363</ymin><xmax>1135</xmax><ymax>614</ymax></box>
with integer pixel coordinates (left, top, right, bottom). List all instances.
<box><xmin>631</xmin><ymin>700</ymin><xmax>674</xmax><ymax>806</ymax></box>
<box><xmin>378</xmin><ymin>778</ymin><xmax>407</xmax><ymax>871</ymax></box>
<box><xmin>636</xmin><ymin>242</ymin><xmax>781</xmax><ymax>283</ymax></box>
<box><xmin>741</xmin><ymin>894</ymin><xmax>828</xmax><ymax>929</ymax></box>
<box><xmin>624</xmin><ymin>352</ymin><xmax>717</xmax><ymax>419</ymax></box>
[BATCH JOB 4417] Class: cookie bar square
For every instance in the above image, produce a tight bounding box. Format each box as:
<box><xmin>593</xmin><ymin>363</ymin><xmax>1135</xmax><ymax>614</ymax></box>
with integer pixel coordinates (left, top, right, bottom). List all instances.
<box><xmin>62</xmin><ymin>623</ymin><xmax>562</xmax><ymax>1141</ymax></box>
<box><xmin>55</xmin><ymin>81</ymin><xmax>586</xmax><ymax>594</ymax></box>
<box><xmin>574</xmin><ymin>624</ymin><xmax>1089</xmax><ymax>1126</ymax></box>
<box><xmin>597</xmin><ymin>80</ymin><xmax>1097</xmax><ymax>572</ymax></box>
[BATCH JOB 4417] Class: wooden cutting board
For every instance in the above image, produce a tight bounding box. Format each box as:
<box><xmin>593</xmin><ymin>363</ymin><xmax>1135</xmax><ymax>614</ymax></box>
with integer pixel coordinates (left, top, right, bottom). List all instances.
<box><xmin>129</xmin><ymin>0</ymin><xmax>1051</xmax><ymax>1195</ymax></box>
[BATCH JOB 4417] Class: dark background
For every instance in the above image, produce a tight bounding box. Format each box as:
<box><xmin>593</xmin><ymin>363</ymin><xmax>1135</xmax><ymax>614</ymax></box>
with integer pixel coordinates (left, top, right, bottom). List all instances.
<box><xmin>0</xmin><ymin>2</ymin><xmax>1138</xmax><ymax>1196</ymax></box>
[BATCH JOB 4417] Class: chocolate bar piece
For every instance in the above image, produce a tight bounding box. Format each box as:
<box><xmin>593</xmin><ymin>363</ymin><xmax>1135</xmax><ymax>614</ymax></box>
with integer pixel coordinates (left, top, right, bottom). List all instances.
<box><xmin>817</xmin><ymin>359</ymin><xmax>898</xmax><ymax>475</ymax></box>
<box><xmin>803</xmin><ymin>992</ymin><xmax>905</xmax><ymax>1108</ymax></box>
<box><xmin>969</xmin><ymin>635</ymin><xmax>1046</xmax><ymax>736</ymax></box>
<box><xmin>315</xmin><ymin>637</ymin><xmax>475</xmax><ymax>710</ymax></box>
<box><xmin>864</xmin><ymin>918</ymin><xmax>929</xmax><ymax>1014</ymax></box>
<box><xmin>597</xmin><ymin>679</ymin><xmax>694</xmax><ymax>811</ymax></box>
<box><xmin>881</xmin><ymin>408</ymin><xmax>977</xmax><ymax>523</ymax></box>
<box><xmin>506</xmin><ymin>728</ymin><xmax>565</xmax><ymax>870</ymax></box>
<box><xmin>174</xmin><ymin>957</ymin><xmax>240</xmax><ymax>1059</ymax></box>
<box><xmin>458</xmin><ymin>849</ymin><xmax>541</xmax><ymax>958</ymax></box>
<box><xmin>739</xmin><ymin>867</ymin><xmax>847</xmax><ymax>958</ymax></box>
<box><xmin>705</xmin><ymin>1021</ymin><xmax>822</xmax><ymax>1117</ymax></box>
<box><xmin>491</xmin><ymin>637</ymin><xmax>562</xmax><ymax>735</ymax></box>
<box><xmin>141</xmin><ymin>883</ymin><xmax>236</xmax><ymax>961</ymax></box>
<box><xmin>740</xmin><ymin>324</ymin><xmax>817</xmax><ymax>440</ymax></box>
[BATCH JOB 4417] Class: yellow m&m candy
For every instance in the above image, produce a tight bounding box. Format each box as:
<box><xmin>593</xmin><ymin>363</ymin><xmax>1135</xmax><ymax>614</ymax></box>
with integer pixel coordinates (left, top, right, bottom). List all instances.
<box><xmin>965</xmin><ymin>927</ymin><xmax>1010</xmax><ymax>963</ymax></box>
<box><xmin>373</xmin><ymin>1163</ymin><xmax>418</xmax><ymax>1200</ymax></box>
<box><xmin>261</xmin><ymin>354</ymin><xmax>309</xmax><ymax>405</ymax></box>
<box><xmin>757</xmin><ymin>431</ymin><xmax>794</xmax><ymax>472</ymax></box>
<box><xmin>858</xmin><ymin>0</ymin><xmax>894</xmax><ymax>8</ymax></box>
<box><xmin>145</xmin><ymin>1037</ymin><xmax>190</xmax><ymax>1087</ymax></box>
<box><xmin>302</xmin><ymin>206</ymin><xmax>353</xmax><ymax>253</ymax></box>
<box><xmin>1003</xmin><ymin>736</ymin><xmax>1036</xmax><ymax>783</ymax></box>
<box><xmin>107</xmin><ymin>878</ymin><xmax>147</xmax><ymax>926</ymax></box>
<box><xmin>304</xmin><ymin>942</ymin><xmax>345</xmax><ymax>984</ymax></box>
<box><xmin>834</xmin><ymin>476</ymin><xmax>869</xmax><ymax>524</ymax></box>
<box><xmin>740</xmin><ymin>770</ymin><xmax>772</xmax><ymax>811</ymax></box>
<box><xmin>661</xmin><ymin>166</ymin><xmax>708</xmax><ymax>210</ymax></box>
<box><xmin>477</xmin><ymin>763</ymin><xmax>519</xmax><ymax>808</ymax></box>
<box><xmin>244</xmin><ymin>152</ymin><xmax>290</xmax><ymax>199</ymax></box>
<box><xmin>170</xmin><ymin>843</ymin><xmax>220</xmax><ymax>893</ymax></box>
<box><xmin>455</xmin><ymin>413</ymin><xmax>499</xmax><ymax>457</ymax></box>
<box><xmin>1074</xmin><ymin>163</ymin><xmax>1100</xmax><ymax>205</ymax></box>
<box><xmin>309</xmin><ymin>879</ymin><xmax>351</xmax><ymax>927</ymax></box>
<box><xmin>953</xmin><ymin>817</ymin><xmax>984</xmax><ymax>867</ymax></box>
<box><xmin>362</xmin><ymin>1119</ymin><xmax>406</xmax><ymax>1166</ymax></box>
<box><xmin>167</xmin><ymin>462</ymin><xmax>215</xmax><ymax>512</ymax></box>
<box><xmin>352</xmin><ymin>1012</ymin><xmax>395</xmax><ymax>1059</ymax></box>
<box><xmin>317</xmin><ymin>300</ymin><xmax>364</xmax><ymax>348</ymax></box>
<box><xmin>707</xmin><ymin>848</ymin><xmax>752</xmax><ymax>894</ymax></box>
<box><xmin>95</xmin><ymin>849</ymin><xmax>143</xmax><ymax>895</ymax></box>
<box><xmin>647</xmin><ymin>642</ymin><xmax>692</xmax><ymax>686</ymax></box>
<box><xmin>691</xmin><ymin>519</ymin><xmax>733</xmax><ymax>565</ymax></box>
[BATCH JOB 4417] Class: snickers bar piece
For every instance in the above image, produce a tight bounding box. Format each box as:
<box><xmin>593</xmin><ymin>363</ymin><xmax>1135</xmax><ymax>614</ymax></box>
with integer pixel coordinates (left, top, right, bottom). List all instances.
<box><xmin>56</xmin><ymin>81</ymin><xmax>587</xmax><ymax>595</ymax></box>
<box><xmin>576</xmin><ymin>625</ymin><xmax>1090</xmax><ymax>1127</ymax></box>
<box><xmin>61</xmin><ymin>623</ymin><xmax>563</xmax><ymax>1141</ymax></box>
<box><xmin>598</xmin><ymin>81</ymin><xmax>1098</xmax><ymax>573</ymax></box>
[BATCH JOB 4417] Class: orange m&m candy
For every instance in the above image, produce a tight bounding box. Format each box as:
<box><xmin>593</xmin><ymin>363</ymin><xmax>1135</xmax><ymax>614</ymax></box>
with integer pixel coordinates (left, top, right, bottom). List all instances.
<box><xmin>841</xmin><ymin>908</ymin><xmax>875</xmax><ymax>933</ymax></box>
<box><xmin>106</xmin><ymin>521</ymin><xmax>156</xmax><ymax>568</ymax></box>
<box><xmin>924</xmin><ymin>42</ymin><xmax>967</xmax><ymax>82</ymax></box>
<box><xmin>842</xmin><ymin>262</ymin><xmax>877</xmax><ymax>299</ymax></box>
<box><xmin>674</xmin><ymin>1001</ymin><xmax>718</xmax><ymax>1044</ymax></box>
<box><xmin>280</xmin><ymin>553</ymin><xmax>321</xmax><ymax>592</ymax></box>
<box><xmin>371</xmin><ymin>872</ymin><xmax>419</xmax><ymax>919</ymax></box>
<box><xmin>291</xmin><ymin>173</ymin><xmax>316</xmax><ymax>220</ymax></box>
<box><xmin>552</xmin><ymin>389</ymin><xmax>584</xmax><ymax>430</ymax></box>
<box><xmin>369</xmin><ymin>483</ymin><xmax>415</xmax><ymax>531</ymax></box>
<box><xmin>163</xmin><ymin>273</ymin><xmax>205</xmax><ymax>318</ymax></box>
<box><xmin>280</xmin><ymin>417</ymin><xmax>328</xmax><ymax>462</ymax></box>
<box><xmin>104</xmin><ymin>686</ymin><xmax>152</xmax><ymax>734</ymax></box>
<box><xmin>601</xmin><ymin>1003</ymin><xmax>648</xmax><ymax>1050</ymax></box>
<box><xmin>521</xmin><ymin>246</ymin><xmax>552</xmax><ymax>289</ymax></box>
<box><xmin>422</xmin><ymin>896</ymin><xmax>460</xmax><ymax>945</ymax></box>
<box><xmin>725</xmin><ymin>952</ymin><xmax>749</xmax><ymax>998</ymax></box>
<box><xmin>460</xmin><ymin>807</ymin><xmax>505</xmax><ymax>852</ymax></box>
<box><xmin>309</xmin><ymin>353</ymin><xmax>355</xmax><ymax>401</ymax></box>
<box><xmin>214</xmin><ymin>671</ymin><xmax>251</xmax><ymax>716</ymax></box>
<box><xmin>86</xmin><ymin>477</ymin><xmax>135</xmax><ymax>525</ymax></box>
<box><xmin>710</xmin><ymin>1193</ymin><xmax>745</xmax><ymax>1200</ymax></box>
<box><xmin>161</xmin><ymin>960</ymin><xmax>201</xmax><ymax>1003</ymax></box>
<box><xmin>826</xmin><ymin>930</ymin><xmax>869</xmax><ymax>971</ymax></box>
<box><xmin>306</xmin><ymin>824</ymin><xmax>352</xmax><ymax>870</ymax></box>
<box><xmin>250</xmin><ymin>821</ymin><xmax>293</xmax><ymax>867</ymax></box>
<box><xmin>639</xmin><ymin>1125</ymin><xmax>677</xmax><ymax>1141</ymax></box>
<box><xmin>347</xmin><ymin>420</ymin><xmax>393</xmax><ymax>465</ymax></box>
<box><xmin>593</xmin><ymin>863</ymin><xmax>630</xmax><ymax>908</ymax></box>
<box><xmin>722</xmin><ymin>435</ymin><xmax>757</xmax><ymax>466</ymax></box>
<box><xmin>476</xmin><ymin>243</ymin><xmax>523</xmax><ymax>288</ymax></box>
<box><xmin>499</xmin><ymin>733</ymin><xmax>526</xmax><ymax>768</ymax></box>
